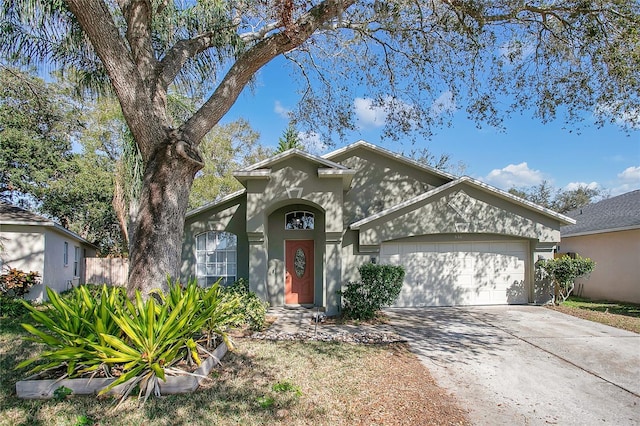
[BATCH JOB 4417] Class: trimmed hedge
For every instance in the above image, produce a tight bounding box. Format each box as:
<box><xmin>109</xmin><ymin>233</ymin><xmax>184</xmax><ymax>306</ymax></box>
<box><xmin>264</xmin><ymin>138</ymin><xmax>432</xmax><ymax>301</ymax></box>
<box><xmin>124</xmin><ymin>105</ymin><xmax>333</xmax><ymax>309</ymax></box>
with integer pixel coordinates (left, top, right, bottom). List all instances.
<box><xmin>340</xmin><ymin>263</ymin><xmax>405</xmax><ymax>320</ymax></box>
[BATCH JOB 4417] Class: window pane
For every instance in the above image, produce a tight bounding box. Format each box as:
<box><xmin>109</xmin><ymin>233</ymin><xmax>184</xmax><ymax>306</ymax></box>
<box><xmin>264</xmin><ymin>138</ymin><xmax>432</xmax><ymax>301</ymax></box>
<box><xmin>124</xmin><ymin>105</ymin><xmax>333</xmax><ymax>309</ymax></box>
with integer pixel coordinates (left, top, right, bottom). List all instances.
<box><xmin>197</xmin><ymin>264</ymin><xmax>206</xmax><ymax>277</ymax></box>
<box><xmin>206</xmin><ymin>264</ymin><xmax>216</xmax><ymax>276</ymax></box>
<box><xmin>285</xmin><ymin>211</ymin><xmax>314</xmax><ymax>230</ymax></box>
<box><xmin>217</xmin><ymin>234</ymin><xmax>228</xmax><ymax>250</ymax></box>
<box><xmin>195</xmin><ymin>231</ymin><xmax>238</xmax><ymax>286</ymax></box>
<box><xmin>196</xmin><ymin>235</ymin><xmax>206</xmax><ymax>251</ymax></box>
<box><xmin>228</xmin><ymin>234</ymin><xmax>237</xmax><ymax>250</ymax></box>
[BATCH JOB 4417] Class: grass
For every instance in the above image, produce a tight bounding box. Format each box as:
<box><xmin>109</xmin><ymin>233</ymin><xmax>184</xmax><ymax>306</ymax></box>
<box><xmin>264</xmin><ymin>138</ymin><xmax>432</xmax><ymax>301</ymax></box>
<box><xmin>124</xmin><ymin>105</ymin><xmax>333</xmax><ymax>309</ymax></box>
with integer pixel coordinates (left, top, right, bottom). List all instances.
<box><xmin>549</xmin><ymin>296</ymin><xmax>640</xmax><ymax>334</ymax></box>
<box><xmin>0</xmin><ymin>314</ymin><xmax>469</xmax><ymax>426</ymax></box>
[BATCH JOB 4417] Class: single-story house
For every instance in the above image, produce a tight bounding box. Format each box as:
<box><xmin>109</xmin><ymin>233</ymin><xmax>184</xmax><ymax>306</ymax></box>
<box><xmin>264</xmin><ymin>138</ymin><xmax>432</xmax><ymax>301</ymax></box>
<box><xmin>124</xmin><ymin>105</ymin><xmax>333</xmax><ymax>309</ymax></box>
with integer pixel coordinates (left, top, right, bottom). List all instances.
<box><xmin>0</xmin><ymin>201</ymin><xmax>97</xmax><ymax>301</ymax></box>
<box><xmin>559</xmin><ymin>190</ymin><xmax>640</xmax><ymax>304</ymax></box>
<box><xmin>182</xmin><ymin>141</ymin><xmax>575</xmax><ymax>314</ymax></box>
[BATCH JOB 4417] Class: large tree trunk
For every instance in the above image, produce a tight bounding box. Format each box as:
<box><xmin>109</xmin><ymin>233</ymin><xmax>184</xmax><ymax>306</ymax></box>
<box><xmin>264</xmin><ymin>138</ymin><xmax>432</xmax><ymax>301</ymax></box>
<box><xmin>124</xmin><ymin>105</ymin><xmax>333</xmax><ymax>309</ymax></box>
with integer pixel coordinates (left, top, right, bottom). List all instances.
<box><xmin>127</xmin><ymin>134</ymin><xmax>203</xmax><ymax>298</ymax></box>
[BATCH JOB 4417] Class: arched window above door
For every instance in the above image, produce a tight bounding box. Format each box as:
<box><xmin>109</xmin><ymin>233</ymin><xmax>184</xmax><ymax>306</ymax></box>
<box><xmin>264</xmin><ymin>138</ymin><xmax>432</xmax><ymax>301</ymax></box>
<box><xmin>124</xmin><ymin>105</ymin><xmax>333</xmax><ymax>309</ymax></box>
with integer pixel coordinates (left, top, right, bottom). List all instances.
<box><xmin>285</xmin><ymin>211</ymin><xmax>314</xmax><ymax>230</ymax></box>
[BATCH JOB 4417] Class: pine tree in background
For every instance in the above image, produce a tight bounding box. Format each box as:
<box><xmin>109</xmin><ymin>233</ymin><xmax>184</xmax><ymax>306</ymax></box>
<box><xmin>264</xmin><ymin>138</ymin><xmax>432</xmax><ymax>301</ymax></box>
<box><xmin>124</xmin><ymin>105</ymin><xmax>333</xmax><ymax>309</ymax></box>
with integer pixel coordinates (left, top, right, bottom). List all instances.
<box><xmin>276</xmin><ymin>124</ymin><xmax>304</xmax><ymax>153</ymax></box>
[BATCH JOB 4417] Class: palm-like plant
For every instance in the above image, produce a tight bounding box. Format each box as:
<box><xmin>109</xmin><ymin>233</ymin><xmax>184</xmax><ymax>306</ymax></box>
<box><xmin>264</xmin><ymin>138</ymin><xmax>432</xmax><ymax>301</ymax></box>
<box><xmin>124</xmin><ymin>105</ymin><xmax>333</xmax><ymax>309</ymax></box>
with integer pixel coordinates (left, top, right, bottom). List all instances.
<box><xmin>91</xmin><ymin>288</ymin><xmax>210</xmax><ymax>402</ymax></box>
<box><xmin>17</xmin><ymin>285</ymin><xmax>125</xmax><ymax>377</ymax></box>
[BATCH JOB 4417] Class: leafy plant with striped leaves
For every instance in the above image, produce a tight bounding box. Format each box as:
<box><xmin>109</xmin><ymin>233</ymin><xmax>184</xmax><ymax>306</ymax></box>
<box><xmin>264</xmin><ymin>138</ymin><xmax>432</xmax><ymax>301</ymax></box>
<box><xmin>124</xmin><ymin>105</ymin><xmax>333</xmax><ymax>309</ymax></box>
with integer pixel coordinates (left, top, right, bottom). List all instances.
<box><xmin>17</xmin><ymin>284</ymin><xmax>125</xmax><ymax>377</ymax></box>
<box><xmin>91</xmin><ymin>283</ymin><xmax>219</xmax><ymax>403</ymax></box>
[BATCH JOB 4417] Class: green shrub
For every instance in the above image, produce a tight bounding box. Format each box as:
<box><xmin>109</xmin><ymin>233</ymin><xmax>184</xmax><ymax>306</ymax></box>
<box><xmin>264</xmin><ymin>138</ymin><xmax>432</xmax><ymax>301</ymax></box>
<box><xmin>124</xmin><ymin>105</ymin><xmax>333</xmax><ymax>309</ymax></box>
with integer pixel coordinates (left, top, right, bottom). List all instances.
<box><xmin>17</xmin><ymin>285</ymin><xmax>126</xmax><ymax>377</ymax></box>
<box><xmin>0</xmin><ymin>295</ymin><xmax>31</xmax><ymax>317</ymax></box>
<box><xmin>339</xmin><ymin>263</ymin><xmax>405</xmax><ymax>320</ymax></box>
<box><xmin>222</xmin><ymin>278</ymin><xmax>268</xmax><ymax>330</ymax></box>
<box><xmin>537</xmin><ymin>255</ymin><xmax>596</xmax><ymax>305</ymax></box>
<box><xmin>60</xmin><ymin>283</ymin><xmax>113</xmax><ymax>300</ymax></box>
<box><xmin>0</xmin><ymin>267</ymin><xmax>39</xmax><ymax>298</ymax></box>
<box><xmin>92</xmin><ymin>283</ymin><xmax>215</xmax><ymax>401</ymax></box>
<box><xmin>17</xmin><ymin>280</ymin><xmax>244</xmax><ymax>404</ymax></box>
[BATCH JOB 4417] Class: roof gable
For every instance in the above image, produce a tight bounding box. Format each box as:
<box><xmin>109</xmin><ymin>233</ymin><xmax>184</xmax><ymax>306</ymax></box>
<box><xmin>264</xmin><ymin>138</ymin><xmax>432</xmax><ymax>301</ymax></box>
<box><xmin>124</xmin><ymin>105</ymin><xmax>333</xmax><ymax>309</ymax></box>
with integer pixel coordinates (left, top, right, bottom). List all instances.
<box><xmin>239</xmin><ymin>148</ymin><xmax>349</xmax><ymax>172</ymax></box>
<box><xmin>0</xmin><ymin>201</ymin><xmax>51</xmax><ymax>224</ymax></box>
<box><xmin>351</xmin><ymin>176</ymin><xmax>575</xmax><ymax>229</ymax></box>
<box><xmin>323</xmin><ymin>140</ymin><xmax>457</xmax><ymax>182</ymax></box>
<box><xmin>561</xmin><ymin>190</ymin><xmax>640</xmax><ymax>236</ymax></box>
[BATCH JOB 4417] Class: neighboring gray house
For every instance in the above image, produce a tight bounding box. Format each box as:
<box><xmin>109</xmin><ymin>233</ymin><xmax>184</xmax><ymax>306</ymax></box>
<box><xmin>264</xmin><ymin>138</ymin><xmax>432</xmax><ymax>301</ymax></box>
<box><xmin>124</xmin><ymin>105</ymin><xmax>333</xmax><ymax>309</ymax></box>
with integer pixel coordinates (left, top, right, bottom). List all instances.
<box><xmin>182</xmin><ymin>141</ymin><xmax>575</xmax><ymax>314</ymax></box>
<box><xmin>559</xmin><ymin>190</ymin><xmax>640</xmax><ymax>304</ymax></box>
<box><xmin>0</xmin><ymin>202</ymin><xmax>97</xmax><ymax>301</ymax></box>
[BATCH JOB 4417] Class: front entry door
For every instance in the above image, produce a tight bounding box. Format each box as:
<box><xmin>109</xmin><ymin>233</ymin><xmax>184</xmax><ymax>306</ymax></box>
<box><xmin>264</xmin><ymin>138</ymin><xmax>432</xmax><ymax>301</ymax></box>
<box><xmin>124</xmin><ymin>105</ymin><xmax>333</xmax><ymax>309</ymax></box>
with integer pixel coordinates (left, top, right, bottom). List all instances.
<box><xmin>285</xmin><ymin>240</ymin><xmax>314</xmax><ymax>304</ymax></box>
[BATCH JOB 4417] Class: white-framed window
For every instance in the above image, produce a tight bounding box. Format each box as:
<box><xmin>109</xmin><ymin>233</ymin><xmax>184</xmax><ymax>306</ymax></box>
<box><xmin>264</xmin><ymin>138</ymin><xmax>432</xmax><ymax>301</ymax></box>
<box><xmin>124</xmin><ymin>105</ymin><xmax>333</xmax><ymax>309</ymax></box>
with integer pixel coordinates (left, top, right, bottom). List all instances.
<box><xmin>73</xmin><ymin>246</ymin><xmax>80</xmax><ymax>277</ymax></box>
<box><xmin>195</xmin><ymin>231</ymin><xmax>237</xmax><ymax>287</ymax></box>
<box><xmin>63</xmin><ymin>242</ymin><xmax>69</xmax><ymax>266</ymax></box>
<box><xmin>285</xmin><ymin>211</ymin><xmax>314</xmax><ymax>230</ymax></box>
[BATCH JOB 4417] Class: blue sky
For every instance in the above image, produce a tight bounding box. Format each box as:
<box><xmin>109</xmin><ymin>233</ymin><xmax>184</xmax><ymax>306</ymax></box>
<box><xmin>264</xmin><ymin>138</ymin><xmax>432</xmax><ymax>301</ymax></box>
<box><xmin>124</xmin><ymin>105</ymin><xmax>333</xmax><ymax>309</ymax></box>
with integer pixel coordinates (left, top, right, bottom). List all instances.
<box><xmin>220</xmin><ymin>56</ymin><xmax>640</xmax><ymax>197</ymax></box>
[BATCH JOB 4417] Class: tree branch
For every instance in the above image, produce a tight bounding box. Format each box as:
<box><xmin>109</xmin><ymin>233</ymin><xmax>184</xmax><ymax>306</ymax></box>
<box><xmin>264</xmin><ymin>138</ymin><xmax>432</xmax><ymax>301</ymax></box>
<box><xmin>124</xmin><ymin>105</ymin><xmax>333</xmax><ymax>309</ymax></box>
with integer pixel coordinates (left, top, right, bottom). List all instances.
<box><xmin>120</xmin><ymin>0</ymin><xmax>158</xmax><ymax>83</ymax></box>
<box><xmin>182</xmin><ymin>0</ymin><xmax>356</xmax><ymax>143</ymax></box>
<box><xmin>65</xmin><ymin>0</ymin><xmax>163</xmax><ymax>161</ymax></box>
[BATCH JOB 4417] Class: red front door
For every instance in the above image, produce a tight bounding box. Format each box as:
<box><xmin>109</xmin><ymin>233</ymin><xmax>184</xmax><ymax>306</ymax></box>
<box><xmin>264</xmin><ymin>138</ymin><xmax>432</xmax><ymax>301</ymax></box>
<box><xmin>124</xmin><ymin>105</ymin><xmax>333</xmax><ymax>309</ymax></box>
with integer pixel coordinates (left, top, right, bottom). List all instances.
<box><xmin>285</xmin><ymin>240</ymin><xmax>314</xmax><ymax>304</ymax></box>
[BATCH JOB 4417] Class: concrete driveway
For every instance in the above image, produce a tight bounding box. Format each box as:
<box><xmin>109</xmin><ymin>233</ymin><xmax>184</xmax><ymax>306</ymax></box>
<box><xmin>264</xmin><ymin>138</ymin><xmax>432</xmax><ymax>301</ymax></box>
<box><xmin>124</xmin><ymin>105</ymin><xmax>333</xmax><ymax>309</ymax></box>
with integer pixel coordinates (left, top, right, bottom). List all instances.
<box><xmin>385</xmin><ymin>305</ymin><xmax>640</xmax><ymax>425</ymax></box>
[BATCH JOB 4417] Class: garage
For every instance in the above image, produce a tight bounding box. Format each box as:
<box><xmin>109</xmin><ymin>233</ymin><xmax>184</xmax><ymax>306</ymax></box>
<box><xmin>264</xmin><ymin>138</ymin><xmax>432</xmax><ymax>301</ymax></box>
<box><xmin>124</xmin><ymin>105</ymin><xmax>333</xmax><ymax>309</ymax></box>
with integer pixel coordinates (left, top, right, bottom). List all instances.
<box><xmin>381</xmin><ymin>241</ymin><xmax>528</xmax><ymax>307</ymax></box>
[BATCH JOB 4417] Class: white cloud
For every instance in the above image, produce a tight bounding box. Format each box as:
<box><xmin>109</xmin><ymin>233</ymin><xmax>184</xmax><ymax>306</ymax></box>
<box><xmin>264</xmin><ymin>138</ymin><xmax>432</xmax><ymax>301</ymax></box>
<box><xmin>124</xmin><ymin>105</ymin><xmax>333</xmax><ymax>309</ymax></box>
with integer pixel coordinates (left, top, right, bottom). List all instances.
<box><xmin>354</xmin><ymin>97</ymin><xmax>387</xmax><ymax>128</ymax></box>
<box><xmin>618</xmin><ymin>166</ymin><xmax>640</xmax><ymax>182</ymax></box>
<box><xmin>430</xmin><ymin>90</ymin><xmax>456</xmax><ymax>117</ymax></box>
<box><xmin>484</xmin><ymin>162</ymin><xmax>545</xmax><ymax>189</ymax></box>
<box><xmin>274</xmin><ymin>101</ymin><xmax>291</xmax><ymax>119</ymax></box>
<box><xmin>610</xmin><ymin>166</ymin><xmax>640</xmax><ymax>195</ymax></box>
<box><xmin>299</xmin><ymin>131</ymin><xmax>327</xmax><ymax>155</ymax></box>
<box><xmin>563</xmin><ymin>181</ymin><xmax>600</xmax><ymax>191</ymax></box>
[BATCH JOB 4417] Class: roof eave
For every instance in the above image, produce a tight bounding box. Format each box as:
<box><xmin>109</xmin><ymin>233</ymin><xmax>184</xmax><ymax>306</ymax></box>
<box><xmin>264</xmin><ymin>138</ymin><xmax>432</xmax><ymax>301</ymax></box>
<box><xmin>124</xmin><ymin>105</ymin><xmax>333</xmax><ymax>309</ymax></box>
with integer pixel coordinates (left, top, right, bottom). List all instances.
<box><xmin>186</xmin><ymin>189</ymin><xmax>247</xmax><ymax>219</ymax></box>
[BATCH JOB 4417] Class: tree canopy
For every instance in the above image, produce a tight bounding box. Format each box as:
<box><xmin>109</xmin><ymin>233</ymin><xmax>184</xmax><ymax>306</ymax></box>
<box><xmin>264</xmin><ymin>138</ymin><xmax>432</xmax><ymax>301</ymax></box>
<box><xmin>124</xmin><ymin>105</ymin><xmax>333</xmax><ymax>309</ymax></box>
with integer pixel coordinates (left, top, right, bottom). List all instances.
<box><xmin>508</xmin><ymin>181</ymin><xmax>605</xmax><ymax>213</ymax></box>
<box><xmin>276</xmin><ymin>124</ymin><xmax>305</xmax><ymax>153</ymax></box>
<box><xmin>2</xmin><ymin>0</ymin><xmax>637</xmax><ymax>295</ymax></box>
<box><xmin>0</xmin><ymin>67</ymin><xmax>126</xmax><ymax>255</ymax></box>
<box><xmin>189</xmin><ymin>119</ymin><xmax>271</xmax><ymax>209</ymax></box>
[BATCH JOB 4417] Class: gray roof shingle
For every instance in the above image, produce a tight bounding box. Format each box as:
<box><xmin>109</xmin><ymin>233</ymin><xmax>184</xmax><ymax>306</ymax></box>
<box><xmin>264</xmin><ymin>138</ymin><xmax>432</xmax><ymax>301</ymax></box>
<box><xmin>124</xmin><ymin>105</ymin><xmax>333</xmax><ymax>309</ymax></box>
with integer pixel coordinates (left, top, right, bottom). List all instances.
<box><xmin>0</xmin><ymin>201</ymin><xmax>52</xmax><ymax>224</ymax></box>
<box><xmin>561</xmin><ymin>190</ymin><xmax>640</xmax><ymax>236</ymax></box>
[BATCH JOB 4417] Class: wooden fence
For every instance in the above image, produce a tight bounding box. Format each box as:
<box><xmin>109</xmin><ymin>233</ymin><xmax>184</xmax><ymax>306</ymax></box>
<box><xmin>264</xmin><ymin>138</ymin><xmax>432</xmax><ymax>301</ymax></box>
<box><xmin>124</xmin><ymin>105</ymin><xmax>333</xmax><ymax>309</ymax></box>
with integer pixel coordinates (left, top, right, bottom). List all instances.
<box><xmin>84</xmin><ymin>257</ymin><xmax>128</xmax><ymax>286</ymax></box>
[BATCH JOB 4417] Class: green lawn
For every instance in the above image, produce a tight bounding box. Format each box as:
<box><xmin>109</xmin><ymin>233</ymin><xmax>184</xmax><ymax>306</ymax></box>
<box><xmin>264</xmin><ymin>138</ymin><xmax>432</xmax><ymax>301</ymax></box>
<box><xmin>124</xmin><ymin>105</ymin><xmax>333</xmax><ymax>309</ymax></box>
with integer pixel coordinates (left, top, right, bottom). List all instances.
<box><xmin>549</xmin><ymin>297</ymin><xmax>640</xmax><ymax>334</ymax></box>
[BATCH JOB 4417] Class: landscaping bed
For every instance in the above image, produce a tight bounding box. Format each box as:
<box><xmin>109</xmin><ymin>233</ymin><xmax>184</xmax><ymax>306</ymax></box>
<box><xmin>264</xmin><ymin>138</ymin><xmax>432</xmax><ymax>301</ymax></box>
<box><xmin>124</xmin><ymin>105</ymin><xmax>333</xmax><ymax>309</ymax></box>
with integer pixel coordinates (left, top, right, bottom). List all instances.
<box><xmin>1</xmin><ymin>313</ymin><xmax>470</xmax><ymax>425</ymax></box>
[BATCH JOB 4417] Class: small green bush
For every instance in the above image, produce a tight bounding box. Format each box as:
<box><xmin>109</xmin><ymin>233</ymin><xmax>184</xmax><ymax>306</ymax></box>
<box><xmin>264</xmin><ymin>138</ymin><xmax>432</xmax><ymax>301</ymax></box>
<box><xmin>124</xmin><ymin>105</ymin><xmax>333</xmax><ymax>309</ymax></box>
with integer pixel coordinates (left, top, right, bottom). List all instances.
<box><xmin>537</xmin><ymin>255</ymin><xmax>596</xmax><ymax>305</ymax></box>
<box><xmin>222</xmin><ymin>278</ymin><xmax>268</xmax><ymax>330</ymax></box>
<box><xmin>339</xmin><ymin>263</ymin><xmax>405</xmax><ymax>320</ymax></box>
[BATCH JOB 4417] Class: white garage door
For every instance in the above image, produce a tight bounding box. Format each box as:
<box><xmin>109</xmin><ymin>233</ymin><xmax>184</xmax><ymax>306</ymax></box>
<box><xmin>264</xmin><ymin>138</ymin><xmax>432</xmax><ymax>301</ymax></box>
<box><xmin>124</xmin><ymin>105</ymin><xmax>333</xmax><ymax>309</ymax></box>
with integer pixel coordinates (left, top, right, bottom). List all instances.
<box><xmin>380</xmin><ymin>241</ymin><xmax>528</xmax><ymax>307</ymax></box>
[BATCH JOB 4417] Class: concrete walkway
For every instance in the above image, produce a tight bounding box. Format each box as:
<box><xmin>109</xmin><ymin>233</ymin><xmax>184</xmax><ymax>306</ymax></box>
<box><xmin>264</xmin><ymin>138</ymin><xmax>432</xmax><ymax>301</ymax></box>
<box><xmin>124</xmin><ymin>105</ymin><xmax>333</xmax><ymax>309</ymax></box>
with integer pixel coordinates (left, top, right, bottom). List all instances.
<box><xmin>385</xmin><ymin>305</ymin><xmax>640</xmax><ymax>425</ymax></box>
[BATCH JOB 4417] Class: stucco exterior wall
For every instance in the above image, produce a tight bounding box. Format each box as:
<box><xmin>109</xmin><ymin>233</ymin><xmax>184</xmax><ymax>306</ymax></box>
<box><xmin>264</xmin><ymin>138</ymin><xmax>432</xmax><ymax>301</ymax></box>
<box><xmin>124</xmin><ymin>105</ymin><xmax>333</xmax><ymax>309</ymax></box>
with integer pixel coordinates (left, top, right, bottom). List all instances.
<box><xmin>357</xmin><ymin>187</ymin><xmax>561</xmax><ymax>248</ymax></box>
<box><xmin>0</xmin><ymin>225</ymin><xmax>45</xmax><ymax>300</ymax></box>
<box><xmin>0</xmin><ymin>224</ymin><xmax>94</xmax><ymax>301</ymax></box>
<box><xmin>560</xmin><ymin>229</ymin><xmax>640</xmax><ymax>304</ymax></box>
<box><xmin>43</xmin><ymin>230</ymin><xmax>86</xmax><ymax>296</ymax></box>
<box><xmin>181</xmin><ymin>195</ymin><xmax>249</xmax><ymax>284</ymax></box>
<box><xmin>330</xmin><ymin>147</ymin><xmax>450</xmax><ymax>224</ymax></box>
